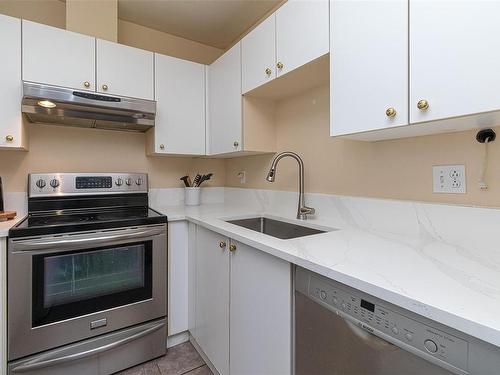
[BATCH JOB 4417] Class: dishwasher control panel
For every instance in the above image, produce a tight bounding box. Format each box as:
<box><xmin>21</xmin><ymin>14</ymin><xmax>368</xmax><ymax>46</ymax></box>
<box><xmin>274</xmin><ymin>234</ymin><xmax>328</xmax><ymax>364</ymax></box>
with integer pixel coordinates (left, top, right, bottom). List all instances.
<box><xmin>307</xmin><ymin>275</ymin><xmax>469</xmax><ymax>373</ymax></box>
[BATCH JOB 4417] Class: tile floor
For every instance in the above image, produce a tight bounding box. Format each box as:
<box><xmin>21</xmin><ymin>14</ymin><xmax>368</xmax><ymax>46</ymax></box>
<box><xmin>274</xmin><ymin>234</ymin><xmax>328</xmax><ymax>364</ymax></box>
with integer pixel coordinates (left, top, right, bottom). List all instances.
<box><xmin>117</xmin><ymin>342</ymin><xmax>212</xmax><ymax>375</ymax></box>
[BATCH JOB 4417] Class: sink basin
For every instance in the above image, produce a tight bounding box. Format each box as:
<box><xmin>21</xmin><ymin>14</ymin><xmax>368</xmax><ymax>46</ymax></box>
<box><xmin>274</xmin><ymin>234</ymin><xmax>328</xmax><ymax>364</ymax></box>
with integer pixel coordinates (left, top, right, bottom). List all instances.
<box><xmin>226</xmin><ymin>217</ymin><xmax>328</xmax><ymax>239</ymax></box>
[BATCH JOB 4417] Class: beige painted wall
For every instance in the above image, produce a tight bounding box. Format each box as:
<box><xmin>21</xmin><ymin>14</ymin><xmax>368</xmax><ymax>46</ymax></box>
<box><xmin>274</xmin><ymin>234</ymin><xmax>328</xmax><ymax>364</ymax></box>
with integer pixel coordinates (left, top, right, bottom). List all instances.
<box><xmin>227</xmin><ymin>85</ymin><xmax>500</xmax><ymax>207</ymax></box>
<box><xmin>66</xmin><ymin>0</ymin><xmax>118</xmax><ymax>42</ymax></box>
<box><xmin>0</xmin><ymin>0</ymin><xmax>65</xmax><ymax>28</ymax></box>
<box><xmin>0</xmin><ymin>124</ymin><xmax>225</xmax><ymax>192</ymax></box>
<box><xmin>118</xmin><ymin>19</ymin><xmax>223</xmax><ymax>64</ymax></box>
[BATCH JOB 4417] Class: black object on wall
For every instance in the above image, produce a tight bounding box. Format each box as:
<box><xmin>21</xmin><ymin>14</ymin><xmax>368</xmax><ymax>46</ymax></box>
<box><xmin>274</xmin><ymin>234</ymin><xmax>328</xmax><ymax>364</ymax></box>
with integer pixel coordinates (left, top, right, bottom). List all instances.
<box><xmin>0</xmin><ymin>177</ymin><xmax>4</xmax><ymax>212</ymax></box>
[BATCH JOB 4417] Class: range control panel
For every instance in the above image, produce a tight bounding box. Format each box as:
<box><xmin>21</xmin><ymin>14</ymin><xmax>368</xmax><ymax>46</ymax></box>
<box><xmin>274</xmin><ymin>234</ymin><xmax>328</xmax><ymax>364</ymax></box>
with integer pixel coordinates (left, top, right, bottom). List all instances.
<box><xmin>29</xmin><ymin>173</ymin><xmax>148</xmax><ymax>197</ymax></box>
<box><xmin>308</xmin><ymin>275</ymin><xmax>469</xmax><ymax>373</ymax></box>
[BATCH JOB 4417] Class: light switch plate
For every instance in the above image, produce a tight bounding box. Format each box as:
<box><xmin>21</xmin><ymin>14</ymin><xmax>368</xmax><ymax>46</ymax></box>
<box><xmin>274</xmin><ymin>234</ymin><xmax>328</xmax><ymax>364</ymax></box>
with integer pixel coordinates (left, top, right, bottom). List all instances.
<box><xmin>432</xmin><ymin>165</ymin><xmax>466</xmax><ymax>194</ymax></box>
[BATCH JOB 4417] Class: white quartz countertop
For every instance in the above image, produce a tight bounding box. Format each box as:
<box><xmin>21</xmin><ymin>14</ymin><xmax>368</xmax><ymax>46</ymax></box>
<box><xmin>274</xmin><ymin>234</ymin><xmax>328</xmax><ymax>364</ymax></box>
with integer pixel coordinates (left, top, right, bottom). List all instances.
<box><xmin>153</xmin><ymin>202</ymin><xmax>500</xmax><ymax>348</ymax></box>
<box><xmin>0</xmin><ymin>217</ymin><xmax>22</xmax><ymax>237</ymax></box>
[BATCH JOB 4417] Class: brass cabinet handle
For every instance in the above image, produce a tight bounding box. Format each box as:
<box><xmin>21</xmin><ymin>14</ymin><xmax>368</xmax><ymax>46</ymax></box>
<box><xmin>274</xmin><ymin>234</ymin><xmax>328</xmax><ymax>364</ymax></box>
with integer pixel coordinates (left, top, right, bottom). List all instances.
<box><xmin>265</xmin><ymin>68</ymin><xmax>272</xmax><ymax>75</ymax></box>
<box><xmin>5</xmin><ymin>135</ymin><xmax>14</xmax><ymax>142</ymax></box>
<box><xmin>159</xmin><ymin>144</ymin><xmax>165</xmax><ymax>150</ymax></box>
<box><xmin>385</xmin><ymin>107</ymin><xmax>396</xmax><ymax>117</ymax></box>
<box><xmin>276</xmin><ymin>62</ymin><xmax>284</xmax><ymax>69</ymax></box>
<box><xmin>102</xmin><ymin>84</ymin><xmax>108</xmax><ymax>91</ymax></box>
<box><xmin>83</xmin><ymin>81</ymin><xmax>90</xmax><ymax>88</ymax></box>
<box><xmin>417</xmin><ymin>99</ymin><xmax>429</xmax><ymax>110</ymax></box>
<box><xmin>219</xmin><ymin>241</ymin><xmax>227</xmax><ymax>248</ymax></box>
<box><xmin>233</xmin><ymin>141</ymin><xmax>239</xmax><ymax>147</ymax></box>
<box><xmin>229</xmin><ymin>244</ymin><xmax>237</xmax><ymax>252</ymax></box>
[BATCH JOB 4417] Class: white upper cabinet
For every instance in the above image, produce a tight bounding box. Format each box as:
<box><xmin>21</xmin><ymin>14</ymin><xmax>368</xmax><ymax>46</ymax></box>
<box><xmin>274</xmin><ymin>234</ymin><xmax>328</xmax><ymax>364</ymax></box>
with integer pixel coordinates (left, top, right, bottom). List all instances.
<box><xmin>410</xmin><ymin>0</ymin><xmax>500</xmax><ymax>124</ymax></box>
<box><xmin>276</xmin><ymin>0</ymin><xmax>329</xmax><ymax>77</ymax></box>
<box><xmin>96</xmin><ymin>39</ymin><xmax>154</xmax><ymax>100</ymax></box>
<box><xmin>152</xmin><ymin>54</ymin><xmax>205</xmax><ymax>155</ymax></box>
<box><xmin>22</xmin><ymin>20</ymin><xmax>95</xmax><ymax>91</ymax></box>
<box><xmin>330</xmin><ymin>0</ymin><xmax>408</xmax><ymax>136</ymax></box>
<box><xmin>208</xmin><ymin>43</ymin><xmax>242</xmax><ymax>155</ymax></box>
<box><xmin>0</xmin><ymin>14</ymin><xmax>24</xmax><ymax>149</ymax></box>
<box><xmin>241</xmin><ymin>15</ymin><xmax>276</xmax><ymax>94</ymax></box>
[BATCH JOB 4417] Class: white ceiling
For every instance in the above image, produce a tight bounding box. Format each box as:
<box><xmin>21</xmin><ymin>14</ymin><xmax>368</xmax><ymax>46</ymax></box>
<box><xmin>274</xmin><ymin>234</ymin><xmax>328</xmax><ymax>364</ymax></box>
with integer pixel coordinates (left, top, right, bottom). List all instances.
<box><xmin>118</xmin><ymin>0</ymin><xmax>282</xmax><ymax>50</ymax></box>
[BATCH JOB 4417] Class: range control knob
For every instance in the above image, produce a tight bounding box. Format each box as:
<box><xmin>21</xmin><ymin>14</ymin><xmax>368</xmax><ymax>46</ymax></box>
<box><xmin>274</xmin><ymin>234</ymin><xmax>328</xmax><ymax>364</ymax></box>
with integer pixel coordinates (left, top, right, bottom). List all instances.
<box><xmin>35</xmin><ymin>179</ymin><xmax>46</xmax><ymax>189</ymax></box>
<box><xmin>49</xmin><ymin>179</ymin><xmax>60</xmax><ymax>188</ymax></box>
<box><xmin>135</xmin><ymin>178</ymin><xmax>143</xmax><ymax>186</ymax></box>
<box><xmin>320</xmin><ymin>290</ymin><xmax>327</xmax><ymax>300</ymax></box>
<box><xmin>125</xmin><ymin>178</ymin><xmax>132</xmax><ymax>186</ymax></box>
<box><xmin>391</xmin><ymin>326</ymin><xmax>399</xmax><ymax>335</ymax></box>
<box><xmin>341</xmin><ymin>302</ymin><xmax>347</xmax><ymax>311</ymax></box>
<box><xmin>424</xmin><ymin>339</ymin><xmax>438</xmax><ymax>353</ymax></box>
<box><xmin>405</xmin><ymin>333</ymin><xmax>413</xmax><ymax>342</ymax></box>
<box><xmin>115</xmin><ymin>178</ymin><xmax>123</xmax><ymax>186</ymax></box>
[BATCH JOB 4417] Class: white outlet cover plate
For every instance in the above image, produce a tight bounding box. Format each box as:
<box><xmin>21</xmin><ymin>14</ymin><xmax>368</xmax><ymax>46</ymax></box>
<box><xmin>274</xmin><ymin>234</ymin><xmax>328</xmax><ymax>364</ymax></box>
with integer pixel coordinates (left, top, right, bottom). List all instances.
<box><xmin>432</xmin><ymin>165</ymin><xmax>466</xmax><ymax>194</ymax></box>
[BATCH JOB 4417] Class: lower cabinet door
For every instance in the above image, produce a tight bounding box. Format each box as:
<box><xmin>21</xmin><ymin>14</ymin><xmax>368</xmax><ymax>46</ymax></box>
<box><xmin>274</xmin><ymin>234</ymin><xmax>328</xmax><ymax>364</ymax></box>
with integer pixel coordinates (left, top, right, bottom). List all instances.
<box><xmin>230</xmin><ymin>240</ymin><xmax>292</xmax><ymax>375</ymax></box>
<box><xmin>194</xmin><ymin>226</ymin><xmax>230</xmax><ymax>375</ymax></box>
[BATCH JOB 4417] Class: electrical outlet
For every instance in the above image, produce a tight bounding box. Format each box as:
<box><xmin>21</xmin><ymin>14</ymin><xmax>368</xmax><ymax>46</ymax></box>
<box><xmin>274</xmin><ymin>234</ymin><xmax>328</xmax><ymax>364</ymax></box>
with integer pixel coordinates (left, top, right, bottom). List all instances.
<box><xmin>432</xmin><ymin>165</ymin><xmax>466</xmax><ymax>194</ymax></box>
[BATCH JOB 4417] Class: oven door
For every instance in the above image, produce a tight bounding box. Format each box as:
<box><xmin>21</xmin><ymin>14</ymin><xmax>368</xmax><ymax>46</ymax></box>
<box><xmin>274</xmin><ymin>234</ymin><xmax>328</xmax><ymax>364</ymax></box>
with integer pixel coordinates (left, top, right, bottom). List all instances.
<box><xmin>8</xmin><ymin>224</ymin><xmax>167</xmax><ymax>361</ymax></box>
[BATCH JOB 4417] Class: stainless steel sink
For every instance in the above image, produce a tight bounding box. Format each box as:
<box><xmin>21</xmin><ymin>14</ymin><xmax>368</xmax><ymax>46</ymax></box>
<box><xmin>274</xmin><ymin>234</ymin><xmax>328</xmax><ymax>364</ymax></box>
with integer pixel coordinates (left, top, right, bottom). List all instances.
<box><xmin>226</xmin><ymin>217</ymin><xmax>328</xmax><ymax>239</ymax></box>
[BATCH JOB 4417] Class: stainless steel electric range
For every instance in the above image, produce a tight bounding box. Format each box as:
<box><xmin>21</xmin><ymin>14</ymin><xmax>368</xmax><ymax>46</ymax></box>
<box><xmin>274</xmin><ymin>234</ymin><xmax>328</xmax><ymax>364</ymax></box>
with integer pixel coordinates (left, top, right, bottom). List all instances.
<box><xmin>7</xmin><ymin>173</ymin><xmax>167</xmax><ymax>375</ymax></box>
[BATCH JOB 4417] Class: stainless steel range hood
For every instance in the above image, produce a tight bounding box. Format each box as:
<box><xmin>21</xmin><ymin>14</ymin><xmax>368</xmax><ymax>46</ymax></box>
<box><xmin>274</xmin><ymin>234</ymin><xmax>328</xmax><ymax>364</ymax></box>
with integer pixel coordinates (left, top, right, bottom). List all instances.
<box><xmin>21</xmin><ymin>82</ymin><xmax>156</xmax><ymax>132</ymax></box>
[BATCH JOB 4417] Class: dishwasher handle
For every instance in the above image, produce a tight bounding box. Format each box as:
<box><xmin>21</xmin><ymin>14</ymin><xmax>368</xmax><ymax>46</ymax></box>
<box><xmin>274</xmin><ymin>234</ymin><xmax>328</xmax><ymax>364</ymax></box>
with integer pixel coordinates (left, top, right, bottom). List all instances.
<box><xmin>343</xmin><ymin>318</ymin><xmax>398</xmax><ymax>351</ymax></box>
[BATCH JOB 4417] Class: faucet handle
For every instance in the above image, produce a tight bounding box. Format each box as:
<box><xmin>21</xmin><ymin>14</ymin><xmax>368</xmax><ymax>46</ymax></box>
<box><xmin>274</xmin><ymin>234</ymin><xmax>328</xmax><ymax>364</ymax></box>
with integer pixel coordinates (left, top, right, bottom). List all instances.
<box><xmin>299</xmin><ymin>206</ymin><xmax>316</xmax><ymax>216</ymax></box>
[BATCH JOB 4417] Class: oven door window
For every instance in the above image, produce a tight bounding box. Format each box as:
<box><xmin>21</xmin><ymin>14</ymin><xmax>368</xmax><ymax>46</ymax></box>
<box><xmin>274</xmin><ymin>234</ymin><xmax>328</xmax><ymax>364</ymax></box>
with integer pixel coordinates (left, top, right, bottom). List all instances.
<box><xmin>32</xmin><ymin>241</ymin><xmax>153</xmax><ymax>327</ymax></box>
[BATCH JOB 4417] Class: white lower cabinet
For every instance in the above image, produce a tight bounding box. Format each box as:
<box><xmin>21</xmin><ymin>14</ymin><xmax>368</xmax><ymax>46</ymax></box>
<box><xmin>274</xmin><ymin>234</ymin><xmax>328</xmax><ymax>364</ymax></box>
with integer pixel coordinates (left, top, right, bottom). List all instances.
<box><xmin>0</xmin><ymin>237</ymin><xmax>7</xmax><ymax>375</ymax></box>
<box><xmin>168</xmin><ymin>221</ymin><xmax>189</xmax><ymax>336</ymax></box>
<box><xmin>192</xmin><ymin>226</ymin><xmax>291</xmax><ymax>375</ymax></box>
<box><xmin>193</xmin><ymin>226</ymin><xmax>230</xmax><ymax>375</ymax></box>
<box><xmin>230</xmin><ymin>240</ymin><xmax>291</xmax><ymax>375</ymax></box>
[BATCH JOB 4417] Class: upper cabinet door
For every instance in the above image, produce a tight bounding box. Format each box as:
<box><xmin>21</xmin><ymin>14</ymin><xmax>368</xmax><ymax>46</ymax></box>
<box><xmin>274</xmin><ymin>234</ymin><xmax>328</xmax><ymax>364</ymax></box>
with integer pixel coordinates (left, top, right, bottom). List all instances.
<box><xmin>0</xmin><ymin>14</ymin><xmax>23</xmax><ymax>149</ymax></box>
<box><xmin>241</xmin><ymin>15</ymin><xmax>276</xmax><ymax>94</ymax></box>
<box><xmin>96</xmin><ymin>39</ymin><xmax>154</xmax><ymax>100</ymax></box>
<box><xmin>154</xmin><ymin>54</ymin><xmax>206</xmax><ymax>155</ymax></box>
<box><xmin>22</xmin><ymin>20</ymin><xmax>95</xmax><ymax>91</ymax></box>
<box><xmin>276</xmin><ymin>0</ymin><xmax>329</xmax><ymax>77</ymax></box>
<box><xmin>410</xmin><ymin>0</ymin><xmax>500</xmax><ymax>123</ymax></box>
<box><xmin>330</xmin><ymin>0</ymin><xmax>408</xmax><ymax>136</ymax></box>
<box><xmin>208</xmin><ymin>43</ymin><xmax>242</xmax><ymax>155</ymax></box>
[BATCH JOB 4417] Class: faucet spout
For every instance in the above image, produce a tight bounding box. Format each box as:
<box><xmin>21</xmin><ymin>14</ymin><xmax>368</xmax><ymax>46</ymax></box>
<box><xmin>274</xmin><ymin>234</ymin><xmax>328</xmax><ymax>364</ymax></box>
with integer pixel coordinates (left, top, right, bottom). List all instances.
<box><xmin>265</xmin><ymin>152</ymin><xmax>315</xmax><ymax>220</ymax></box>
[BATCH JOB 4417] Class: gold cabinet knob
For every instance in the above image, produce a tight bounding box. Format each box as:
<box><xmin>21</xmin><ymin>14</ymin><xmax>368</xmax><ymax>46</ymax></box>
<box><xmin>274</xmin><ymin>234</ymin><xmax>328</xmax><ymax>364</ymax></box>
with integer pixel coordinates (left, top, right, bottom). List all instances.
<box><xmin>276</xmin><ymin>62</ymin><xmax>284</xmax><ymax>69</ymax></box>
<box><xmin>159</xmin><ymin>144</ymin><xmax>165</xmax><ymax>150</ymax></box>
<box><xmin>265</xmin><ymin>68</ymin><xmax>272</xmax><ymax>75</ymax></box>
<box><xmin>417</xmin><ymin>99</ymin><xmax>429</xmax><ymax>110</ymax></box>
<box><xmin>219</xmin><ymin>241</ymin><xmax>227</xmax><ymax>248</ymax></box>
<box><xmin>233</xmin><ymin>141</ymin><xmax>239</xmax><ymax>147</ymax></box>
<box><xmin>5</xmin><ymin>135</ymin><xmax>14</xmax><ymax>142</ymax></box>
<box><xmin>229</xmin><ymin>244</ymin><xmax>237</xmax><ymax>252</ymax></box>
<box><xmin>102</xmin><ymin>84</ymin><xmax>108</xmax><ymax>91</ymax></box>
<box><xmin>83</xmin><ymin>81</ymin><xmax>90</xmax><ymax>88</ymax></box>
<box><xmin>385</xmin><ymin>107</ymin><xmax>396</xmax><ymax>117</ymax></box>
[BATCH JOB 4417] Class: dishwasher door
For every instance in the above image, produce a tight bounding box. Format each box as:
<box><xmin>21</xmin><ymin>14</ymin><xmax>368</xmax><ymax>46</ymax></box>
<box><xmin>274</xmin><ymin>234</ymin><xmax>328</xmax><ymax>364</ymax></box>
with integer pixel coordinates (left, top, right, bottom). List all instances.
<box><xmin>295</xmin><ymin>291</ymin><xmax>453</xmax><ymax>375</ymax></box>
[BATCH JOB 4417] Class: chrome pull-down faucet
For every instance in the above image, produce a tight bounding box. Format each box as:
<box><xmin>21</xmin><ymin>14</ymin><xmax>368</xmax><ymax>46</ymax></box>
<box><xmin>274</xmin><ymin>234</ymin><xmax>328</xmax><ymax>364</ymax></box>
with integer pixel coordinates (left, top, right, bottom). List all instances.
<box><xmin>266</xmin><ymin>151</ymin><xmax>315</xmax><ymax>220</ymax></box>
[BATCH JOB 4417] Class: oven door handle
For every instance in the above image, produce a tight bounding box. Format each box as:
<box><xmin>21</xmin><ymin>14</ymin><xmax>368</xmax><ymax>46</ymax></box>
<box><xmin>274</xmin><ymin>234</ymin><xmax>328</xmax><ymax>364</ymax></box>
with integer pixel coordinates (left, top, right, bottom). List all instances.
<box><xmin>12</xmin><ymin>226</ymin><xmax>165</xmax><ymax>251</ymax></box>
<box><xmin>10</xmin><ymin>320</ymin><xmax>165</xmax><ymax>373</ymax></box>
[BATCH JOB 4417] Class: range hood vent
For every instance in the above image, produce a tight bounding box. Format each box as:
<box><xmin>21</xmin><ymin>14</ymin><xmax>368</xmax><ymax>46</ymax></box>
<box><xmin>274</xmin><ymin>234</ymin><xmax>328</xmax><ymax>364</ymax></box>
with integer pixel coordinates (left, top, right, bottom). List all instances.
<box><xmin>21</xmin><ymin>82</ymin><xmax>156</xmax><ymax>132</ymax></box>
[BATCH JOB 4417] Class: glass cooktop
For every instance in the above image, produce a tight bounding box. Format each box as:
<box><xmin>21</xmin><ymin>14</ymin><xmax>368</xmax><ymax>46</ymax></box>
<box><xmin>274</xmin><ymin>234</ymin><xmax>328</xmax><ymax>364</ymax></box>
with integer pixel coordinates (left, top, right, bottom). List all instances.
<box><xmin>9</xmin><ymin>207</ymin><xmax>167</xmax><ymax>238</ymax></box>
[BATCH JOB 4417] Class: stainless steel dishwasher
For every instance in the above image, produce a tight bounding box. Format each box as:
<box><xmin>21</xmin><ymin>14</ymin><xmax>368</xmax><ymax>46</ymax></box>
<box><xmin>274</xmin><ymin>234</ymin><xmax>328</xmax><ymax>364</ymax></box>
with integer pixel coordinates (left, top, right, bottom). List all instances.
<box><xmin>294</xmin><ymin>267</ymin><xmax>500</xmax><ymax>375</ymax></box>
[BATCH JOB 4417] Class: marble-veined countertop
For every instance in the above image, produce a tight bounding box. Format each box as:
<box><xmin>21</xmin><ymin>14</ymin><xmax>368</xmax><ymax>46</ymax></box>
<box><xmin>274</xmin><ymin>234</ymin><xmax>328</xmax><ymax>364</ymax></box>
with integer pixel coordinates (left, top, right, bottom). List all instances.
<box><xmin>153</xmin><ymin>201</ymin><xmax>500</xmax><ymax>348</ymax></box>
